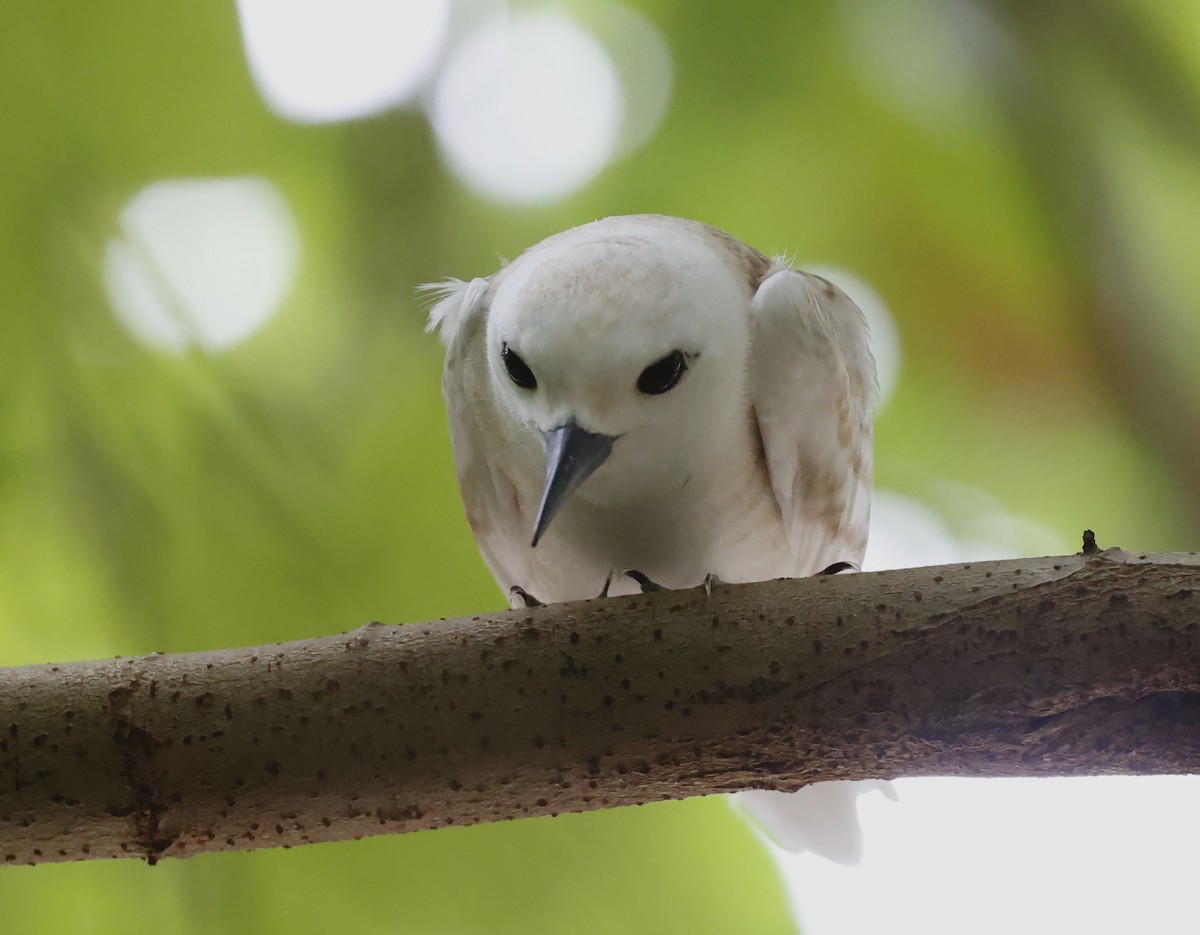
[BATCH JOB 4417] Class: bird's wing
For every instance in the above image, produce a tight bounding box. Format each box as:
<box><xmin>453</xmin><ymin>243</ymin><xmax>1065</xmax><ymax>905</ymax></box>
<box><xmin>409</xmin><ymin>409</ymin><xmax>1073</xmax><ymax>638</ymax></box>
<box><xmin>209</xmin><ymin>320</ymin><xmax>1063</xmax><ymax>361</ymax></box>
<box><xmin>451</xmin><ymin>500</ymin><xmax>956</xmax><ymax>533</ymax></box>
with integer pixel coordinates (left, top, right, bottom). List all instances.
<box><xmin>424</xmin><ymin>278</ymin><xmax>529</xmax><ymax>598</ymax></box>
<box><xmin>749</xmin><ymin>264</ymin><xmax>877</xmax><ymax>576</ymax></box>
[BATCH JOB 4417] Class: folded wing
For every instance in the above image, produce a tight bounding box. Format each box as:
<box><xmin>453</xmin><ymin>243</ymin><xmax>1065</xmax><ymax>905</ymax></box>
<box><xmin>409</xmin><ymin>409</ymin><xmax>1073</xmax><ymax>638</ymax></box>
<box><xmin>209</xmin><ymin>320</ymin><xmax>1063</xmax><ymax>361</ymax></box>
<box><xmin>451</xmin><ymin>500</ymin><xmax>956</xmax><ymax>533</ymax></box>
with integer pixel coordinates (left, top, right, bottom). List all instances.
<box><xmin>749</xmin><ymin>265</ymin><xmax>877</xmax><ymax>576</ymax></box>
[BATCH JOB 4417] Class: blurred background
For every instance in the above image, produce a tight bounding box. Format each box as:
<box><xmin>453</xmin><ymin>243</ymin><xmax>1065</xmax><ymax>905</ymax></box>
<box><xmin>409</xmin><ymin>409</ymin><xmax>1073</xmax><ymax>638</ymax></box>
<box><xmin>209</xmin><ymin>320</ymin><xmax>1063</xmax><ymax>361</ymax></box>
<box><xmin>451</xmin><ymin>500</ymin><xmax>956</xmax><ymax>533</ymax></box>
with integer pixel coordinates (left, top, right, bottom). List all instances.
<box><xmin>2</xmin><ymin>0</ymin><xmax>1198</xmax><ymax>932</ymax></box>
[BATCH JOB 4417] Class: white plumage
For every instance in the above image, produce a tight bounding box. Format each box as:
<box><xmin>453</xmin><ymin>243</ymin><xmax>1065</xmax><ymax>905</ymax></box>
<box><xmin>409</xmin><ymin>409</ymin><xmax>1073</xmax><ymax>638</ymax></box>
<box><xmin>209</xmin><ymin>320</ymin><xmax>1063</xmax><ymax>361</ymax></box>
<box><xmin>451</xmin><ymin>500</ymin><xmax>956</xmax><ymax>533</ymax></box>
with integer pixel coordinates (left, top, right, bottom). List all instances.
<box><xmin>427</xmin><ymin>214</ymin><xmax>876</xmax><ymax>607</ymax></box>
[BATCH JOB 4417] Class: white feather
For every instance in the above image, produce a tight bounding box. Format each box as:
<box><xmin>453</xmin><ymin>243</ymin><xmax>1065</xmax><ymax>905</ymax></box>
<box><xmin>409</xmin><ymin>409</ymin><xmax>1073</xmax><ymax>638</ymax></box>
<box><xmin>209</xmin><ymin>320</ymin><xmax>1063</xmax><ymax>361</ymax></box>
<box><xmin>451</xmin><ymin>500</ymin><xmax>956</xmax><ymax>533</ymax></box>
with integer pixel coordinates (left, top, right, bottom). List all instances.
<box><xmin>421</xmin><ymin>277</ymin><xmax>490</xmax><ymax>347</ymax></box>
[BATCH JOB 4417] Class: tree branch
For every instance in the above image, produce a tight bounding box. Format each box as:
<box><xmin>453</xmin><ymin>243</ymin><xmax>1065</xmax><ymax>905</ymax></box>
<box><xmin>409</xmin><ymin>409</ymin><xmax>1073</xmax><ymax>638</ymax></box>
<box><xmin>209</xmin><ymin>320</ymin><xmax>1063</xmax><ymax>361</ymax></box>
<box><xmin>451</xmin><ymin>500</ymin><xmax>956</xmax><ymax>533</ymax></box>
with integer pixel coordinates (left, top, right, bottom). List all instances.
<box><xmin>2</xmin><ymin>547</ymin><xmax>1198</xmax><ymax>865</ymax></box>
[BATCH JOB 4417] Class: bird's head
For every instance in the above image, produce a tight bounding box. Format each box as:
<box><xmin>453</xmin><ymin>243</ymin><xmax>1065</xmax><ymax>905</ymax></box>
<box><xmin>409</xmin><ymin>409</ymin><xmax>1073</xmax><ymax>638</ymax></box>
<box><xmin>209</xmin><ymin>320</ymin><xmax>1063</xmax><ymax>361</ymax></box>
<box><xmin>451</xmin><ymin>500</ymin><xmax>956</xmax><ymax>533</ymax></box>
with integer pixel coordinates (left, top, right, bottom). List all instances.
<box><xmin>482</xmin><ymin>224</ymin><xmax>755</xmax><ymax>546</ymax></box>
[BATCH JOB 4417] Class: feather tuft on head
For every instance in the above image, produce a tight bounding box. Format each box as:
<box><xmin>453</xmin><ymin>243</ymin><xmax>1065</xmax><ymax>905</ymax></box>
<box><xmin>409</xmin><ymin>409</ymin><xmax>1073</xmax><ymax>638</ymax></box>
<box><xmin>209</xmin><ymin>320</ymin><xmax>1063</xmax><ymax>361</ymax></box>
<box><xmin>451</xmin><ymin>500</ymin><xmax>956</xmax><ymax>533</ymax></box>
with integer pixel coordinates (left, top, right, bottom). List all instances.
<box><xmin>419</xmin><ymin>277</ymin><xmax>490</xmax><ymax>347</ymax></box>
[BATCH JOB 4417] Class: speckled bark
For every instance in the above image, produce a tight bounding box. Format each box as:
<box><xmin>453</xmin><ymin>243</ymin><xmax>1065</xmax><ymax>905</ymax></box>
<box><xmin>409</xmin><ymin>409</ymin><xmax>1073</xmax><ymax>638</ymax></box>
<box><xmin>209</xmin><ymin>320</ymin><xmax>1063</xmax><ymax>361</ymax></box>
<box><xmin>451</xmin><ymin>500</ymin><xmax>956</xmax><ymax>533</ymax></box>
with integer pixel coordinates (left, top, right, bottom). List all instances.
<box><xmin>2</xmin><ymin>548</ymin><xmax>1198</xmax><ymax>866</ymax></box>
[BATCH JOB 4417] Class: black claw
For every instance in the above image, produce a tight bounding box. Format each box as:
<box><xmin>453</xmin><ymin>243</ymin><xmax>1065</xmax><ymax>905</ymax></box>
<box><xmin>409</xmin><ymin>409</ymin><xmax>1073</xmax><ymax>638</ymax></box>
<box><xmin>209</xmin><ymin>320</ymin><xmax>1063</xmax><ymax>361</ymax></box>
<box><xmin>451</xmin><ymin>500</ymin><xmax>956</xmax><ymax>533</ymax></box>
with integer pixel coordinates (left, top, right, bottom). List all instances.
<box><xmin>597</xmin><ymin>573</ymin><xmax>613</xmax><ymax>600</ymax></box>
<box><xmin>510</xmin><ymin>585</ymin><xmax>544</xmax><ymax>607</ymax></box>
<box><xmin>703</xmin><ymin>573</ymin><xmax>722</xmax><ymax>596</ymax></box>
<box><xmin>623</xmin><ymin>569</ymin><xmax>664</xmax><ymax>593</ymax></box>
<box><xmin>819</xmin><ymin>561</ymin><xmax>859</xmax><ymax>576</ymax></box>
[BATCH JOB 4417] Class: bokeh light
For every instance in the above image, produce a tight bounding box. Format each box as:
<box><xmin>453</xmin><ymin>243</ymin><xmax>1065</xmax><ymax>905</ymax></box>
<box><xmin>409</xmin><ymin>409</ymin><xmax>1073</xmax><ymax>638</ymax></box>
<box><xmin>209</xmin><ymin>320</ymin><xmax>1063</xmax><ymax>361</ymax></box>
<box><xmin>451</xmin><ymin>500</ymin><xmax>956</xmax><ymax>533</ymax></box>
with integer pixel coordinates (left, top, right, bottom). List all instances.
<box><xmin>104</xmin><ymin>177</ymin><xmax>300</xmax><ymax>352</ymax></box>
<box><xmin>864</xmin><ymin>486</ymin><xmax>1065</xmax><ymax>573</ymax></box>
<box><xmin>781</xmin><ymin>776</ymin><xmax>1200</xmax><ymax>935</ymax></box>
<box><xmin>582</xmin><ymin>0</ymin><xmax>674</xmax><ymax>158</ymax></box>
<box><xmin>237</xmin><ymin>0</ymin><xmax>451</xmax><ymax>122</ymax></box>
<box><xmin>429</xmin><ymin>10</ymin><xmax>622</xmax><ymax>204</ymax></box>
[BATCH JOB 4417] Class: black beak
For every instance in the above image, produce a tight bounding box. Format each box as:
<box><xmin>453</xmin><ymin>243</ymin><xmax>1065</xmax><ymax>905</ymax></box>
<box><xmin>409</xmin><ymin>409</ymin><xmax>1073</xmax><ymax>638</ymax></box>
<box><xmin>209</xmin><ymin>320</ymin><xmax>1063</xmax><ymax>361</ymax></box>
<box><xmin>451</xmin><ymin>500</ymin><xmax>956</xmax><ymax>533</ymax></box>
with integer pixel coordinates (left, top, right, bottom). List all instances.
<box><xmin>531</xmin><ymin>420</ymin><xmax>615</xmax><ymax>547</ymax></box>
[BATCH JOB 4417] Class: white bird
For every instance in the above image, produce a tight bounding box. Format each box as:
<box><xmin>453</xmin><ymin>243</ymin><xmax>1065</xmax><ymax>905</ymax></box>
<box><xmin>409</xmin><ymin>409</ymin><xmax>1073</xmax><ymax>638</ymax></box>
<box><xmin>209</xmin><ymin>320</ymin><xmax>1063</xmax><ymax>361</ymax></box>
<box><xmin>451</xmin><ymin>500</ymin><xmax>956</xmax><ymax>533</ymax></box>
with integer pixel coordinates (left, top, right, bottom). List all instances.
<box><xmin>427</xmin><ymin>214</ymin><xmax>884</xmax><ymax>866</ymax></box>
<box><xmin>426</xmin><ymin>214</ymin><xmax>876</xmax><ymax>607</ymax></box>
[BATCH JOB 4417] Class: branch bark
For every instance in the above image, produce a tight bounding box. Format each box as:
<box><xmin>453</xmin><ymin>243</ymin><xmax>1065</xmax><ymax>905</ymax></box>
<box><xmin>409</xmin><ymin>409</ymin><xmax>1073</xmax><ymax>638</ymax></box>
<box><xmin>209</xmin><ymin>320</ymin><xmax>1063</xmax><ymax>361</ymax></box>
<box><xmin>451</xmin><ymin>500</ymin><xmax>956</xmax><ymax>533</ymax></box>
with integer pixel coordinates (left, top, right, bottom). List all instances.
<box><xmin>2</xmin><ymin>548</ymin><xmax>1198</xmax><ymax>866</ymax></box>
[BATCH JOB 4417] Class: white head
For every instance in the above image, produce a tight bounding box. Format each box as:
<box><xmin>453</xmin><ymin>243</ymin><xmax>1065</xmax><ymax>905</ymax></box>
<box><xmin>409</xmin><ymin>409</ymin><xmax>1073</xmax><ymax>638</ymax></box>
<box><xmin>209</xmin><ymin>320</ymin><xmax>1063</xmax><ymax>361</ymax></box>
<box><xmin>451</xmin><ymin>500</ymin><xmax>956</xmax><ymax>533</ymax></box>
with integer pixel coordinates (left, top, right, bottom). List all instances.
<box><xmin>431</xmin><ymin>216</ymin><xmax>763</xmax><ymax>544</ymax></box>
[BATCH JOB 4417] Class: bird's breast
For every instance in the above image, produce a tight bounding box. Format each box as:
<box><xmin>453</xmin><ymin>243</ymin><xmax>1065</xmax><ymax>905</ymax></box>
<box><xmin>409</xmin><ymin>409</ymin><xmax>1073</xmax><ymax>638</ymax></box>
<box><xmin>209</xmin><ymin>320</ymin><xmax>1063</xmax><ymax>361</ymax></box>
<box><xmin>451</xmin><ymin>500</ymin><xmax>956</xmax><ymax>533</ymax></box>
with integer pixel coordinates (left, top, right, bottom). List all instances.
<box><xmin>518</xmin><ymin>435</ymin><xmax>792</xmax><ymax>600</ymax></box>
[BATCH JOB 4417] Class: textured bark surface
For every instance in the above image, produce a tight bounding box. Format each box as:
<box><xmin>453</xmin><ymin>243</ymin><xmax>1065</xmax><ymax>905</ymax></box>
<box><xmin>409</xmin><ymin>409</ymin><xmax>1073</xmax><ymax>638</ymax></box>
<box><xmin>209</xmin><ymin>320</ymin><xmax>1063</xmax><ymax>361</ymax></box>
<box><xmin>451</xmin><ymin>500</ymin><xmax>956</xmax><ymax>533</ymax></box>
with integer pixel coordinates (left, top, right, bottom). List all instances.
<box><xmin>2</xmin><ymin>548</ymin><xmax>1198</xmax><ymax>866</ymax></box>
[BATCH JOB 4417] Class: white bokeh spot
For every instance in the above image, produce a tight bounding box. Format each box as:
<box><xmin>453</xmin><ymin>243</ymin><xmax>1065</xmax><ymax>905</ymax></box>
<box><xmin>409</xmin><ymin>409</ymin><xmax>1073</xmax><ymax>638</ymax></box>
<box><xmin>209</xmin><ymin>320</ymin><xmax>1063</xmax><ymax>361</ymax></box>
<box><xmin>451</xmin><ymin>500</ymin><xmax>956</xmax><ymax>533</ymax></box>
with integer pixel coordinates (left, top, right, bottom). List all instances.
<box><xmin>429</xmin><ymin>10</ymin><xmax>623</xmax><ymax>204</ymax></box>
<box><xmin>104</xmin><ymin>177</ymin><xmax>300</xmax><ymax>353</ymax></box>
<box><xmin>237</xmin><ymin>0</ymin><xmax>451</xmax><ymax>122</ymax></box>
<box><xmin>782</xmin><ymin>776</ymin><xmax>1200</xmax><ymax>935</ymax></box>
<box><xmin>581</xmin><ymin>0</ymin><xmax>673</xmax><ymax>158</ymax></box>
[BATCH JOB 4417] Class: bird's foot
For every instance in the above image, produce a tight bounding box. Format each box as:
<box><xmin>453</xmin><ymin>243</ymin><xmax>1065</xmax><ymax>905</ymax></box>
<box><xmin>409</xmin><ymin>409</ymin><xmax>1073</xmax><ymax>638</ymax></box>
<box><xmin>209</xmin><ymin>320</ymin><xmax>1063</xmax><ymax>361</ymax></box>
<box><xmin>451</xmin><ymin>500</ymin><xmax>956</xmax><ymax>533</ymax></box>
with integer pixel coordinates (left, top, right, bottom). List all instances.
<box><xmin>623</xmin><ymin>569</ymin><xmax>664</xmax><ymax>592</ymax></box>
<box><xmin>819</xmin><ymin>561</ymin><xmax>860</xmax><ymax>576</ymax></box>
<box><xmin>624</xmin><ymin>570</ymin><xmax>723</xmax><ymax>596</ymax></box>
<box><xmin>509</xmin><ymin>585</ymin><xmax>544</xmax><ymax>608</ymax></box>
<box><xmin>597</xmin><ymin>572</ymin><xmax>613</xmax><ymax>599</ymax></box>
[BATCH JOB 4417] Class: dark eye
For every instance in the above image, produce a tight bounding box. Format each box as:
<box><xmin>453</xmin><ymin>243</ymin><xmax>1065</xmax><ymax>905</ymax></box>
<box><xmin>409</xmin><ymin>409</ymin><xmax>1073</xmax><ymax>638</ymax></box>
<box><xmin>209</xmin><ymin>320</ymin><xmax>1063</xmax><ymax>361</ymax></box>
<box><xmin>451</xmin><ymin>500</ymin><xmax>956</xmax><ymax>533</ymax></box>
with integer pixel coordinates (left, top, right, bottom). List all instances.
<box><xmin>501</xmin><ymin>342</ymin><xmax>537</xmax><ymax>390</ymax></box>
<box><xmin>637</xmin><ymin>350</ymin><xmax>688</xmax><ymax>395</ymax></box>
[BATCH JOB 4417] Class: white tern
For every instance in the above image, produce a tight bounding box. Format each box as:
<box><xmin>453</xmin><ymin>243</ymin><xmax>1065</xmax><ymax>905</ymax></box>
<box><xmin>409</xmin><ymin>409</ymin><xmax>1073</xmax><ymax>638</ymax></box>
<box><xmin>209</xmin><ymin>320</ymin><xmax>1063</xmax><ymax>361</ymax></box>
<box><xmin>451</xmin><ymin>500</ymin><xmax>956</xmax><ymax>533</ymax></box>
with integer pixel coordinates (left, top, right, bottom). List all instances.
<box><xmin>426</xmin><ymin>214</ymin><xmax>876</xmax><ymax>606</ymax></box>
<box><xmin>426</xmin><ymin>214</ymin><xmax>884</xmax><ymax>866</ymax></box>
